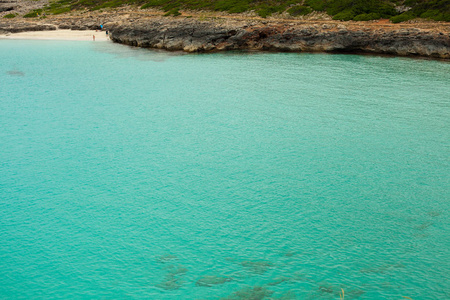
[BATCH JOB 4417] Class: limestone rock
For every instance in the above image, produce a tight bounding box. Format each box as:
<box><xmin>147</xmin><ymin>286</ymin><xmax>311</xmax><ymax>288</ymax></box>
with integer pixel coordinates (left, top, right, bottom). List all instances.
<box><xmin>108</xmin><ymin>18</ymin><xmax>450</xmax><ymax>59</ymax></box>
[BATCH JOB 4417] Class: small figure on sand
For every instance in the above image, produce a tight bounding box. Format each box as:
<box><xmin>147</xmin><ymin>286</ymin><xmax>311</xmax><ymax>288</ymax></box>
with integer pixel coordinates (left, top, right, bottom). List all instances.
<box><xmin>93</xmin><ymin>35</ymin><xmax>95</xmax><ymax>41</ymax></box>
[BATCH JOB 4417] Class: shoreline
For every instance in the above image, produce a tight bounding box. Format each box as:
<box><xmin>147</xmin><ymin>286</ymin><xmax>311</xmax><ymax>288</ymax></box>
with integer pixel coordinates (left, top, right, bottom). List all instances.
<box><xmin>1</xmin><ymin>10</ymin><xmax>449</xmax><ymax>59</ymax></box>
<box><xmin>108</xmin><ymin>17</ymin><xmax>450</xmax><ymax>59</ymax></box>
<box><xmin>0</xmin><ymin>29</ymin><xmax>109</xmax><ymax>41</ymax></box>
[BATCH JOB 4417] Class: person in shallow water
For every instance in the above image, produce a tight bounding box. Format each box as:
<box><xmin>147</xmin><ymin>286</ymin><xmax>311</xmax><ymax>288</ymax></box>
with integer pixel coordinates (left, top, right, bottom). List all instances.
<box><xmin>93</xmin><ymin>35</ymin><xmax>95</xmax><ymax>41</ymax></box>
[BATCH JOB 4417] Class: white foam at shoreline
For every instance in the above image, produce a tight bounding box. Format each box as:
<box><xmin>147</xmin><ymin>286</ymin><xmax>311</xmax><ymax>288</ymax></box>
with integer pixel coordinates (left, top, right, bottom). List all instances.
<box><xmin>0</xmin><ymin>30</ymin><xmax>109</xmax><ymax>41</ymax></box>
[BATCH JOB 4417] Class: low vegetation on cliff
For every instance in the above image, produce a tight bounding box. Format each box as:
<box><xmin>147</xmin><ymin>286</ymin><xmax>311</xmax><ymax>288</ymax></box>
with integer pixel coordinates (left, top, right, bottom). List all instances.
<box><xmin>37</xmin><ymin>0</ymin><xmax>450</xmax><ymax>22</ymax></box>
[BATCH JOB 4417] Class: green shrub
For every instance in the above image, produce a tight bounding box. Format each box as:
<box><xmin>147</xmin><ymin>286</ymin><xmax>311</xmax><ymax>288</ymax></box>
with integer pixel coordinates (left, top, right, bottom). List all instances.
<box><xmin>227</xmin><ymin>5</ymin><xmax>249</xmax><ymax>13</ymax></box>
<box><xmin>42</xmin><ymin>0</ymin><xmax>450</xmax><ymax>23</ymax></box>
<box><xmin>162</xmin><ymin>2</ymin><xmax>179</xmax><ymax>12</ymax></box>
<box><xmin>51</xmin><ymin>7</ymin><xmax>71</xmax><ymax>14</ymax></box>
<box><xmin>404</xmin><ymin>0</ymin><xmax>418</xmax><ymax>6</ymax></box>
<box><xmin>327</xmin><ymin>0</ymin><xmax>396</xmax><ymax>18</ymax></box>
<box><xmin>92</xmin><ymin>0</ymin><xmax>136</xmax><ymax>10</ymax></box>
<box><xmin>23</xmin><ymin>9</ymin><xmax>43</xmax><ymax>18</ymax></box>
<box><xmin>23</xmin><ymin>12</ymin><xmax>39</xmax><ymax>18</ymax></box>
<box><xmin>403</xmin><ymin>0</ymin><xmax>450</xmax><ymax>21</ymax></box>
<box><xmin>213</xmin><ymin>0</ymin><xmax>250</xmax><ymax>12</ymax></box>
<box><xmin>305</xmin><ymin>0</ymin><xmax>326</xmax><ymax>11</ymax></box>
<box><xmin>332</xmin><ymin>10</ymin><xmax>355</xmax><ymax>20</ymax></box>
<box><xmin>441</xmin><ymin>13</ymin><xmax>450</xmax><ymax>21</ymax></box>
<box><xmin>288</xmin><ymin>5</ymin><xmax>312</xmax><ymax>16</ymax></box>
<box><xmin>420</xmin><ymin>9</ymin><xmax>450</xmax><ymax>21</ymax></box>
<box><xmin>390</xmin><ymin>12</ymin><xmax>414</xmax><ymax>23</ymax></box>
<box><xmin>164</xmin><ymin>7</ymin><xmax>181</xmax><ymax>16</ymax></box>
<box><xmin>256</xmin><ymin>4</ymin><xmax>285</xmax><ymax>18</ymax></box>
<box><xmin>44</xmin><ymin>0</ymin><xmax>73</xmax><ymax>14</ymax></box>
<box><xmin>353</xmin><ymin>12</ymin><xmax>381</xmax><ymax>21</ymax></box>
<box><xmin>141</xmin><ymin>2</ymin><xmax>156</xmax><ymax>9</ymax></box>
<box><xmin>3</xmin><ymin>13</ymin><xmax>17</xmax><ymax>18</ymax></box>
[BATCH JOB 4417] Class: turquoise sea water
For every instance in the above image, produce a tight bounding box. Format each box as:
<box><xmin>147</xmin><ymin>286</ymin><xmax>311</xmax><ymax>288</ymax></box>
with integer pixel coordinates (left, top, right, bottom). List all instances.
<box><xmin>0</xmin><ymin>39</ymin><xmax>449</xmax><ymax>299</ymax></box>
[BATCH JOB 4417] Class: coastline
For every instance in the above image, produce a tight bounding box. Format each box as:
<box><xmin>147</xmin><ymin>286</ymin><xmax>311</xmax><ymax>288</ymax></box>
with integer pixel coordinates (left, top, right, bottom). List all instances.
<box><xmin>1</xmin><ymin>9</ymin><xmax>449</xmax><ymax>59</ymax></box>
<box><xmin>108</xmin><ymin>18</ymin><xmax>450</xmax><ymax>59</ymax></box>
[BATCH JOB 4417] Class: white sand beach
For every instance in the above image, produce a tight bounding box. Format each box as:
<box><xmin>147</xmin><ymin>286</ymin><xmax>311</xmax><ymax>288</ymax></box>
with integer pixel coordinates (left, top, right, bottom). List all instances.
<box><xmin>0</xmin><ymin>30</ymin><xmax>109</xmax><ymax>41</ymax></box>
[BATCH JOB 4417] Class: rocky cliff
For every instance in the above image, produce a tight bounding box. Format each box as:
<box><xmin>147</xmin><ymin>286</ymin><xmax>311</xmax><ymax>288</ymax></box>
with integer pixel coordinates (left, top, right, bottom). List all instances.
<box><xmin>109</xmin><ymin>18</ymin><xmax>450</xmax><ymax>58</ymax></box>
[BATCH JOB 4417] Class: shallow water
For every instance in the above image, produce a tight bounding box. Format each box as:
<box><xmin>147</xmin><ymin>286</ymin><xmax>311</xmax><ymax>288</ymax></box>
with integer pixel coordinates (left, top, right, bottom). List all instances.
<box><xmin>0</xmin><ymin>40</ymin><xmax>449</xmax><ymax>299</ymax></box>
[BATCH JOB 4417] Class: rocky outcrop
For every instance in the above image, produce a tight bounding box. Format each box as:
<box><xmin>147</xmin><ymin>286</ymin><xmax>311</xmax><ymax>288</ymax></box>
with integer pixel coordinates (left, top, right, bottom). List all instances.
<box><xmin>0</xmin><ymin>0</ymin><xmax>49</xmax><ymax>17</ymax></box>
<box><xmin>0</xmin><ymin>21</ymin><xmax>56</xmax><ymax>33</ymax></box>
<box><xmin>0</xmin><ymin>14</ymin><xmax>117</xmax><ymax>32</ymax></box>
<box><xmin>0</xmin><ymin>0</ymin><xmax>16</xmax><ymax>13</ymax></box>
<box><xmin>109</xmin><ymin>18</ymin><xmax>450</xmax><ymax>58</ymax></box>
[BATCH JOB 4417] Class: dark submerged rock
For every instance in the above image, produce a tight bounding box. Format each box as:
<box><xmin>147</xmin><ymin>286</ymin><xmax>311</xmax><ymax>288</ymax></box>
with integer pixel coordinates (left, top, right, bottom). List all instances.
<box><xmin>195</xmin><ymin>275</ymin><xmax>232</xmax><ymax>287</ymax></box>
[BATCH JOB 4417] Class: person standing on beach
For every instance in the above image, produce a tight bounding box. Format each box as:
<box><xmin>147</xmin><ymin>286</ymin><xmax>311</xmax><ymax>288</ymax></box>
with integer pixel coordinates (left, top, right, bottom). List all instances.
<box><xmin>93</xmin><ymin>35</ymin><xmax>95</xmax><ymax>41</ymax></box>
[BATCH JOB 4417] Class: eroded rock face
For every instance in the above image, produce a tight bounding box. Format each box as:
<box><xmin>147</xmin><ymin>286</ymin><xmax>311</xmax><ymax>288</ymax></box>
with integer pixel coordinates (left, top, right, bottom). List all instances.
<box><xmin>0</xmin><ymin>0</ymin><xmax>17</xmax><ymax>14</ymax></box>
<box><xmin>108</xmin><ymin>18</ymin><xmax>450</xmax><ymax>59</ymax></box>
<box><xmin>0</xmin><ymin>0</ymin><xmax>49</xmax><ymax>17</ymax></box>
<box><xmin>0</xmin><ymin>4</ymin><xmax>15</xmax><ymax>13</ymax></box>
<box><xmin>0</xmin><ymin>21</ymin><xmax>56</xmax><ymax>33</ymax></box>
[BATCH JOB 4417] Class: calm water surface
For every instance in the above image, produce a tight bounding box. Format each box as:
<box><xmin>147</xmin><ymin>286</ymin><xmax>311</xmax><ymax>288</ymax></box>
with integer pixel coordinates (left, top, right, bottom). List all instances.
<box><xmin>0</xmin><ymin>40</ymin><xmax>449</xmax><ymax>299</ymax></box>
